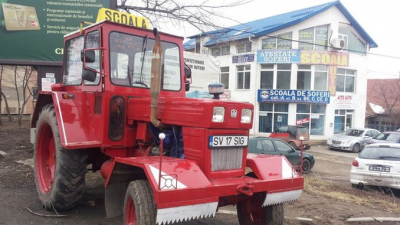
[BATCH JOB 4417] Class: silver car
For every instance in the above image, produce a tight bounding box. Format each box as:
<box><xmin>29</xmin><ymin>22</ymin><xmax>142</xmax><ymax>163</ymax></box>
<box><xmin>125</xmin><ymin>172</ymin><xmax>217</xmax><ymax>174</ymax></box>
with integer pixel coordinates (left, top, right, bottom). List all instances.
<box><xmin>351</xmin><ymin>143</ymin><xmax>400</xmax><ymax>190</ymax></box>
<box><xmin>327</xmin><ymin>128</ymin><xmax>380</xmax><ymax>153</ymax></box>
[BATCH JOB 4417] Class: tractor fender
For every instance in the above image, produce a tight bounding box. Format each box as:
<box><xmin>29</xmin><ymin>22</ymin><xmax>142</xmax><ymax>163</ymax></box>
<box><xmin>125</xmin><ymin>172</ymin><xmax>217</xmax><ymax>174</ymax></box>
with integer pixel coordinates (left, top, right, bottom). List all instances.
<box><xmin>104</xmin><ymin>156</ymin><xmax>213</xmax><ymax>219</ymax></box>
<box><xmin>30</xmin><ymin>92</ymin><xmax>53</xmax><ymax>144</ymax></box>
<box><xmin>246</xmin><ymin>154</ymin><xmax>301</xmax><ymax>181</ymax></box>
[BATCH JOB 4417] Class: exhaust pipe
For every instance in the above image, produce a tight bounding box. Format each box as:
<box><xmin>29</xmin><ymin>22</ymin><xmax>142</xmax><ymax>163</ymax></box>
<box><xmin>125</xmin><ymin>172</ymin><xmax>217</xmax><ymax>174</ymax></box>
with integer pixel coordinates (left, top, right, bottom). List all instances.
<box><xmin>150</xmin><ymin>28</ymin><xmax>162</xmax><ymax>128</ymax></box>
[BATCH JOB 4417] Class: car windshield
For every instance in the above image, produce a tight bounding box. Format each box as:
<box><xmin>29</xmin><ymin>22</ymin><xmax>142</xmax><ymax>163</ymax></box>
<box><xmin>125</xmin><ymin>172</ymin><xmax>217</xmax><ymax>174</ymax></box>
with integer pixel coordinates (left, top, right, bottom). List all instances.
<box><xmin>297</xmin><ymin>127</ymin><xmax>308</xmax><ymax>135</ymax></box>
<box><xmin>359</xmin><ymin>146</ymin><xmax>400</xmax><ymax>160</ymax></box>
<box><xmin>374</xmin><ymin>133</ymin><xmax>399</xmax><ymax>141</ymax></box>
<box><xmin>343</xmin><ymin>129</ymin><xmax>364</xmax><ymax>137</ymax></box>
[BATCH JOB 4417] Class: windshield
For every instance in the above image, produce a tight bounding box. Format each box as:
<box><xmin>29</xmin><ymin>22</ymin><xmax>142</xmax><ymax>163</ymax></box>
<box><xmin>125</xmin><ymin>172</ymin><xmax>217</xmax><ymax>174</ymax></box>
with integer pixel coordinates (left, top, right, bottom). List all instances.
<box><xmin>374</xmin><ymin>133</ymin><xmax>400</xmax><ymax>141</ymax></box>
<box><xmin>297</xmin><ymin>127</ymin><xmax>308</xmax><ymax>135</ymax></box>
<box><xmin>344</xmin><ymin>129</ymin><xmax>364</xmax><ymax>137</ymax></box>
<box><xmin>359</xmin><ymin>146</ymin><xmax>400</xmax><ymax>160</ymax></box>
<box><xmin>109</xmin><ymin>32</ymin><xmax>181</xmax><ymax>91</ymax></box>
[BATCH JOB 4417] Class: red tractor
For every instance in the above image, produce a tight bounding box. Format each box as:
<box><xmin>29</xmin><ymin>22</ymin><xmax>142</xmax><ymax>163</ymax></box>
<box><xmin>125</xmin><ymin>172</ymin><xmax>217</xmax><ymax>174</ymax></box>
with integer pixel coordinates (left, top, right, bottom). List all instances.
<box><xmin>31</xmin><ymin>19</ymin><xmax>303</xmax><ymax>225</ymax></box>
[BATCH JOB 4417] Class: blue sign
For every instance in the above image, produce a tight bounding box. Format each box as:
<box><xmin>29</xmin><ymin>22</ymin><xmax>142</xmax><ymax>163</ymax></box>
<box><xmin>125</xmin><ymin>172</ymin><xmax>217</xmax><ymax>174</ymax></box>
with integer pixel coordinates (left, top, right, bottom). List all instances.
<box><xmin>232</xmin><ymin>54</ymin><xmax>255</xmax><ymax>63</ymax></box>
<box><xmin>258</xmin><ymin>89</ymin><xmax>330</xmax><ymax>104</ymax></box>
<box><xmin>257</xmin><ymin>49</ymin><xmax>300</xmax><ymax>64</ymax></box>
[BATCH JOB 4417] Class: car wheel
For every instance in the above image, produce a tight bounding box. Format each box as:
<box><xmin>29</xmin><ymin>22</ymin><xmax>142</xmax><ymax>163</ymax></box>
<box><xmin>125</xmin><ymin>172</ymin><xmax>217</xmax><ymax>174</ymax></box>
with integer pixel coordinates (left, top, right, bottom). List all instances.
<box><xmin>302</xmin><ymin>159</ymin><xmax>311</xmax><ymax>174</ymax></box>
<box><xmin>352</xmin><ymin>143</ymin><xmax>361</xmax><ymax>153</ymax></box>
<box><xmin>289</xmin><ymin>142</ymin><xmax>298</xmax><ymax>150</ymax></box>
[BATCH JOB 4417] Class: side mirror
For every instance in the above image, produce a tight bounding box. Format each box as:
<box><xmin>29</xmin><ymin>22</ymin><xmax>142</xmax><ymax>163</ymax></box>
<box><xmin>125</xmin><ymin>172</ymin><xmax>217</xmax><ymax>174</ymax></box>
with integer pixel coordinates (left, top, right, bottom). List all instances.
<box><xmin>185</xmin><ymin>82</ymin><xmax>190</xmax><ymax>92</ymax></box>
<box><xmin>288</xmin><ymin>149</ymin><xmax>295</xmax><ymax>153</ymax></box>
<box><xmin>81</xmin><ymin>49</ymin><xmax>96</xmax><ymax>63</ymax></box>
<box><xmin>82</xmin><ymin>68</ymin><xmax>97</xmax><ymax>82</ymax></box>
<box><xmin>184</xmin><ymin>63</ymin><xmax>192</xmax><ymax>79</ymax></box>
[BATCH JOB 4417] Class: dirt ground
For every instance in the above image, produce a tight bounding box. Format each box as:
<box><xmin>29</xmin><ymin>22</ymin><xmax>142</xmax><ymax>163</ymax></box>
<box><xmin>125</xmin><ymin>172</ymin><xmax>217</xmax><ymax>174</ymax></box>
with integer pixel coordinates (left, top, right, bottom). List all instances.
<box><xmin>1</xmin><ymin>121</ymin><xmax>400</xmax><ymax>225</ymax></box>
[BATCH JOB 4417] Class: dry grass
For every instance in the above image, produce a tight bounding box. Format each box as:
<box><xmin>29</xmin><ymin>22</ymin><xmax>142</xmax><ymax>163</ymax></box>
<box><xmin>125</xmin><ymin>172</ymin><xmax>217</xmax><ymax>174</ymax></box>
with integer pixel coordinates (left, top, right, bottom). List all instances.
<box><xmin>305</xmin><ymin>175</ymin><xmax>400</xmax><ymax>213</ymax></box>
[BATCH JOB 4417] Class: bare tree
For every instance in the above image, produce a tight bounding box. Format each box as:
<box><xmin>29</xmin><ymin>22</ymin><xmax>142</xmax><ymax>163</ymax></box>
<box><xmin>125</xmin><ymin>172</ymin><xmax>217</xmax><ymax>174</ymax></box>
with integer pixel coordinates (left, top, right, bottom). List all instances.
<box><xmin>3</xmin><ymin>66</ymin><xmax>36</xmax><ymax>127</ymax></box>
<box><xmin>118</xmin><ymin>0</ymin><xmax>252</xmax><ymax>33</ymax></box>
<box><xmin>0</xmin><ymin>65</ymin><xmax>12</xmax><ymax>123</ymax></box>
<box><xmin>368</xmin><ymin>79</ymin><xmax>400</xmax><ymax>128</ymax></box>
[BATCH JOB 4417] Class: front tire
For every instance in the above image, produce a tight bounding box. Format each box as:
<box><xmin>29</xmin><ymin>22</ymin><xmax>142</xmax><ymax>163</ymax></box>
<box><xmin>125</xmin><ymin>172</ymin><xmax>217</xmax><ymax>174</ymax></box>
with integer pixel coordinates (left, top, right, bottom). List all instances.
<box><xmin>124</xmin><ymin>180</ymin><xmax>156</xmax><ymax>225</ymax></box>
<box><xmin>352</xmin><ymin>143</ymin><xmax>361</xmax><ymax>153</ymax></box>
<box><xmin>237</xmin><ymin>202</ymin><xmax>284</xmax><ymax>225</ymax></box>
<box><xmin>237</xmin><ymin>173</ymin><xmax>284</xmax><ymax>225</ymax></box>
<box><xmin>34</xmin><ymin>104</ymin><xmax>88</xmax><ymax>210</ymax></box>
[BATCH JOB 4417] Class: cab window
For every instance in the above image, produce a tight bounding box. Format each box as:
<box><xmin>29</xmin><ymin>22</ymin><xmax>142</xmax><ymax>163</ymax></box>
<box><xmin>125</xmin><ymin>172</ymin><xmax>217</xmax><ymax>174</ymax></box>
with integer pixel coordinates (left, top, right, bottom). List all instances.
<box><xmin>109</xmin><ymin>32</ymin><xmax>181</xmax><ymax>91</ymax></box>
<box><xmin>64</xmin><ymin>36</ymin><xmax>84</xmax><ymax>85</ymax></box>
<box><xmin>84</xmin><ymin>31</ymin><xmax>101</xmax><ymax>85</ymax></box>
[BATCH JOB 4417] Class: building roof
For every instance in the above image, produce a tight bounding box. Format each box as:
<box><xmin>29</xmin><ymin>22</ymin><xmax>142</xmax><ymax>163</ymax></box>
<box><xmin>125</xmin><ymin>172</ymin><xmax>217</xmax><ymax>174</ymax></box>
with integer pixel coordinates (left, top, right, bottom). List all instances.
<box><xmin>183</xmin><ymin>38</ymin><xmax>196</xmax><ymax>50</ymax></box>
<box><xmin>185</xmin><ymin>0</ymin><xmax>377</xmax><ymax>49</ymax></box>
<box><xmin>366</xmin><ymin>79</ymin><xmax>400</xmax><ymax>117</ymax></box>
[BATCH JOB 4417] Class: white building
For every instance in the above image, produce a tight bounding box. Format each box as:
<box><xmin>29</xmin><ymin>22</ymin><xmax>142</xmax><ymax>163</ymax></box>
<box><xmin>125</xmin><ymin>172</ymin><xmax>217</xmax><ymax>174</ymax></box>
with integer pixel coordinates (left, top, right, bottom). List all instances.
<box><xmin>184</xmin><ymin>0</ymin><xmax>377</xmax><ymax>140</ymax></box>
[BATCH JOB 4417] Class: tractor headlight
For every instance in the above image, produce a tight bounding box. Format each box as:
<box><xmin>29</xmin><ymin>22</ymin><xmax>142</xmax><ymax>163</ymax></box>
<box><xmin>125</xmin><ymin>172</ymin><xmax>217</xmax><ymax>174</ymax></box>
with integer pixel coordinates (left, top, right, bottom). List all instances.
<box><xmin>241</xmin><ymin>109</ymin><xmax>252</xmax><ymax>123</ymax></box>
<box><xmin>212</xmin><ymin>107</ymin><xmax>225</xmax><ymax>122</ymax></box>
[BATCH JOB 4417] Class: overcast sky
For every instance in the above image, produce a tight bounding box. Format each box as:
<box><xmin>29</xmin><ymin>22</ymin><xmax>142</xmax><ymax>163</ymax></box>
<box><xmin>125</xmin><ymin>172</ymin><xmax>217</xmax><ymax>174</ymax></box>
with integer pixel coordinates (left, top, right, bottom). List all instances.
<box><xmin>153</xmin><ymin>0</ymin><xmax>400</xmax><ymax>79</ymax></box>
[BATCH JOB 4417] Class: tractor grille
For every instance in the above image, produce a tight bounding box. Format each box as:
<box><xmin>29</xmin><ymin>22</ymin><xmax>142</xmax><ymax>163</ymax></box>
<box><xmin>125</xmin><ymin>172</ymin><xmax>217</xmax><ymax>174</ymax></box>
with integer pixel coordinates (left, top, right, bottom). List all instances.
<box><xmin>332</xmin><ymin>140</ymin><xmax>342</xmax><ymax>144</ymax></box>
<box><xmin>211</xmin><ymin>147</ymin><xmax>243</xmax><ymax>171</ymax></box>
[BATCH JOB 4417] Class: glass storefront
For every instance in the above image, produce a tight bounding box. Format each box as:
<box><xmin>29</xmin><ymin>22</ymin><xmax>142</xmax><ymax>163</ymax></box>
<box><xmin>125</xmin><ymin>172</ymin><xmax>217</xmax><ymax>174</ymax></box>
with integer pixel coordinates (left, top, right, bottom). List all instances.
<box><xmin>259</xmin><ymin>103</ymin><xmax>289</xmax><ymax>133</ymax></box>
<box><xmin>334</xmin><ymin>109</ymin><xmax>354</xmax><ymax>134</ymax></box>
<box><xmin>296</xmin><ymin>104</ymin><xmax>326</xmax><ymax>135</ymax></box>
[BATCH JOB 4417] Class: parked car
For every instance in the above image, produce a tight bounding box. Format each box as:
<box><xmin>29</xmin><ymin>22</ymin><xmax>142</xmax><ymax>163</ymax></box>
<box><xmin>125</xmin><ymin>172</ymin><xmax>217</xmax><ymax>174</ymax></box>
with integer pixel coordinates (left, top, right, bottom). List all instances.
<box><xmin>248</xmin><ymin>137</ymin><xmax>315</xmax><ymax>173</ymax></box>
<box><xmin>270</xmin><ymin>125</ymin><xmax>311</xmax><ymax>150</ymax></box>
<box><xmin>327</xmin><ymin>128</ymin><xmax>380</xmax><ymax>153</ymax></box>
<box><xmin>367</xmin><ymin>131</ymin><xmax>400</xmax><ymax>144</ymax></box>
<box><xmin>351</xmin><ymin>143</ymin><xmax>400</xmax><ymax>190</ymax></box>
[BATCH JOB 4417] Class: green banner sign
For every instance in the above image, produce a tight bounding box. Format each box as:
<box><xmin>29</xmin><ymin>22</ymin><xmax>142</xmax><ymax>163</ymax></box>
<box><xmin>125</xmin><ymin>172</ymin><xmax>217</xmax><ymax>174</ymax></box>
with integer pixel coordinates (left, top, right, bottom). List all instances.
<box><xmin>0</xmin><ymin>0</ymin><xmax>111</xmax><ymax>64</ymax></box>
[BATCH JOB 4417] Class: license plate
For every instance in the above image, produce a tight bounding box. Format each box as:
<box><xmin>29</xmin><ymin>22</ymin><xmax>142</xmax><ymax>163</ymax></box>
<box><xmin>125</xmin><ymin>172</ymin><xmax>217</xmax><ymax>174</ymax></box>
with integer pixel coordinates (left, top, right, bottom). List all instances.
<box><xmin>369</xmin><ymin>165</ymin><xmax>390</xmax><ymax>172</ymax></box>
<box><xmin>209</xmin><ymin>136</ymin><xmax>248</xmax><ymax>148</ymax></box>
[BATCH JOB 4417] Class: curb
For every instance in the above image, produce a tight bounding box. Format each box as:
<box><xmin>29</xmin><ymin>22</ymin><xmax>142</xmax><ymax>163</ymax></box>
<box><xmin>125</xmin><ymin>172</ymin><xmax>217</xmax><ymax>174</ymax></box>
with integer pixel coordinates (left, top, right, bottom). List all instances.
<box><xmin>347</xmin><ymin>217</ymin><xmax>400</xmax><ymax>222</ymax></box>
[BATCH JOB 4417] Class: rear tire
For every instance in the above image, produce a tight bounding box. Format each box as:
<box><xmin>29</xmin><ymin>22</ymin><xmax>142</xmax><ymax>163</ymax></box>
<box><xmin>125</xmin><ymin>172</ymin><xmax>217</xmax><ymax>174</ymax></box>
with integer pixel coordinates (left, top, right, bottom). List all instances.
<box><xmin>352</xmin><ymin>143</ymin><xmax>361</xmax><ymax>153</ymax></box>
<box><xmin>34</xmin><ymin>104</ymin><xmax>88</xmax><ymax>210</ymax></box>
<box><xmin>124</xmin><ymin>180</ymin><xmax>156</xmax><ymax>225</ymax></box>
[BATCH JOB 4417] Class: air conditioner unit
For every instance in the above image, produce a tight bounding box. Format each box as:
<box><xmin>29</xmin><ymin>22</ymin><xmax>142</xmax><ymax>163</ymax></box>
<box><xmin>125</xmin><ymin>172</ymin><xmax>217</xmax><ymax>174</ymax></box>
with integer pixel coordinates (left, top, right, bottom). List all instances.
<box><xmin>330</xmin><ymin>38</ymin><xmax>345</xmax><ymax>49</ymax></box>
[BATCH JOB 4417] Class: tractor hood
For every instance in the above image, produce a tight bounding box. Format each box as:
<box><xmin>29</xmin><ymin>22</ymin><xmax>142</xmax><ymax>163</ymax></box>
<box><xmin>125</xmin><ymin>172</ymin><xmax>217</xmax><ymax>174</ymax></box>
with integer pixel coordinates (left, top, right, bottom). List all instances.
<box><xmin>126</xmin><ymin>97</ymin><xmax>254</xmax><ymax>129</ymax></box>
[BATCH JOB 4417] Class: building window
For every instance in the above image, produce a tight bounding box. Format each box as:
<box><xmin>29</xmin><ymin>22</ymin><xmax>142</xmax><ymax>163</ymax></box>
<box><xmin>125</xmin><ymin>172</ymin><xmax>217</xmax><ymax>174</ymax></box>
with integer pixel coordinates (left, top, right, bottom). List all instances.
<box><xmin>296</xmin><ymin>104</ymin><xmax>325</xmax><ymax>135</ymax></box>
<box><xmin>299</xmin><ymin>25</ymin><xmax>329</xmax><ymax>50</ymax></box>
<box><xmin>297</xmin><ymin>65</ymin><xmax>311</xmax><ymax>90</ymax></box>
<box><xmin>339</xmin><ymin>26</ymin><xmax>366</xmax><ymax>54</ymax></box>
<box><xmin>336</xmin><ymin>68</ymin><xmax>355</xmax><ymax>93</ymax></box>
<box><xmin>211</xmin><ymin>46</ymin><xmax>230</xmax><ymax>56</ymax></box>
<box><xmin>277</xmin><ymin>64</ymin><xmax>291</xmax><ymax>89</ymax></box>
<box><xmin>260</xmin><ymin>64</ymin><xmax>273</xmax><ymax>89</ymax></box>
<box><xmin>236</xmin><ymin>42</ymin><xmax>252</xmax><ymax>53</ymax></box>
<box><xmin>220</xmin><ymin>67</ymin><xmax>229</xmax><ymax>89</ymax></box>
<box><xmin>237</xmin><ymin>65</ymin><xmax>251</xmax><ymax>89</ymax></box>
<box><xmin>314</xmin><ymin>65</ymin><xmax>328</xmax><ymax>90</ymax></box>
<box><xmin>334</xmin><ymin>109</ymin><xmax>354</xmax><ymax>134</ymax></box>
<box><xmin>259</xmin><ymin>103</ymin><xmax>289</xmax><ymax>133</ymax></box>
<box><xmin>297</xmin><ymin>65</ymin><xmax>328</xmax><ymax>90</ymax></box>
<box><xmin>261</xmin><ymin>32</ymin><xmax>292</xmax><ymax>49</ymax></box>
<box><xmin>259</xmin><ymin>64</ymin><xmax>291</xmax><ymax>89</ymax></box>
